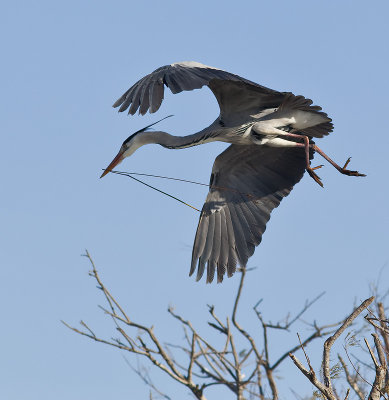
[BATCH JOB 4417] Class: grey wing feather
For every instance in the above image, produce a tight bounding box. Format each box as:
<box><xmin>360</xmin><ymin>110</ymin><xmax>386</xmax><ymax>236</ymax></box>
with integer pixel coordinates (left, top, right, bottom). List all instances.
<box><xmin>217</xmin><ymin>208</ymin><xmax>229</xmax><ymax>281</ymax></box>
<box><xmin>113</xmin><ymin>61</ymin><xmax>332</xmax><ymax>132</ymax></box>
<box><xmin>279</xmin><ymin>93</ymin><xmax>333</xmax><ymax>138</ymax></box>
<box><xmin>297</xmin><ymin>122</ymin><xmax>334</xmax><ymax>138</ymax></box>
<box><xmin>223</xmin><ymin>205</ymin><xmax>238</xmax><ymax>278</ymax></box>
<box><xmin>113</xmin><ymin>61</ymin><xmax>285</xmax><ymax>117</ymax></box>
<box><xmin>191</xmin><ymin>145</ymin><xmax>309</xmax><ymax>283</ymax></box>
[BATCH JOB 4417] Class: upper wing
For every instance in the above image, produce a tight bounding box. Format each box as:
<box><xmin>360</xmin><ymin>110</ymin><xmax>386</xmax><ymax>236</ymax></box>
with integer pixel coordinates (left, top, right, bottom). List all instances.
<box><xmin>113</xmin><ymin>61</ymin><xmax>285</xmax><ymax>119</ymax></box>
<box><xmin>190</xmin><ymin>144</ymin><xmax>309</xmax><ymax>283</ymax></box>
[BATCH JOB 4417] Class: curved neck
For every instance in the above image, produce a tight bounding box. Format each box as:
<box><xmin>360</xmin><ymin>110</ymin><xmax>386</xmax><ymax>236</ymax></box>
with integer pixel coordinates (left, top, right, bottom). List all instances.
<box><xmin>139</xmin><ymin>128</ymin><xmax>217</xmax><ymax>149</ymax></box>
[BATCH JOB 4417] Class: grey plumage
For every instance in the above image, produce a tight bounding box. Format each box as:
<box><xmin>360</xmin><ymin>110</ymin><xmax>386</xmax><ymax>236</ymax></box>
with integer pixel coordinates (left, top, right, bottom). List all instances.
<box><xmin>189</xmin><ymin>145</ymin><xmax>310</xmax><ymax>282</ymax></box>
<box><xmin>115</xmin><ymin>63</ymin><xmax>286</xmax><ymax>117</ymax></box>
<box><xmin>103</xmin><ymin>61</ymin><xmax>363</xmax><ymax>283</ymax></box>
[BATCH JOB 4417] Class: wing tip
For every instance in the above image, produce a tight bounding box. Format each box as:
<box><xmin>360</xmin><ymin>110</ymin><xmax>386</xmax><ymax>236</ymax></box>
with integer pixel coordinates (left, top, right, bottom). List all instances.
<box><xmin>190</xmin><ymin>257</ymin><xmax>246</xmax><ymax>283</ymax></box>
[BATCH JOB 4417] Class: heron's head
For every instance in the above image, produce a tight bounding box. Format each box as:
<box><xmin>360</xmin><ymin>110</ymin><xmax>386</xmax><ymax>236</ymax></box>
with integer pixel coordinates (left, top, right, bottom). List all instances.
<box><xmin>100</xmin><ymin>116</ymin><xmax>172</xmax><ymax>178</ymax></box>
<box><xmin>100</xmin><ymin>133</ymin><xmax>144</xmax><ymax>178</ymax></box>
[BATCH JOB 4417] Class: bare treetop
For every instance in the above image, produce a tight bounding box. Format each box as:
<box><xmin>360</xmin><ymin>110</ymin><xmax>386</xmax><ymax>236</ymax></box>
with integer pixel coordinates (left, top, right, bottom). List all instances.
<box><xmin>63</xmin><ymin>252</ymin><xmax>388</xmax><ymax>399</ymax></box>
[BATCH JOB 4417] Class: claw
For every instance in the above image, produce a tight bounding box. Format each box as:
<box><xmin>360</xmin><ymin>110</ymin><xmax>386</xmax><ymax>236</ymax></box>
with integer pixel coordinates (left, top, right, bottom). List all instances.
<box><xmin>340</xmin><ymin>157</ymin><xmax>366</xmax><ymax>177</ymax></box>
<box><xmin>341</xmin><ymin>170</ymin><xmax>366</xmax><ymax>177</ymax></box>
<box><xmin>307</xmin><ymin>167</ymin><xmax>324</xmax><ymax>188</ymax></box>
<box><xmin>343</xmin><ymin>157</ymin><xmax>352</xmax><ymax>169</ymax></box>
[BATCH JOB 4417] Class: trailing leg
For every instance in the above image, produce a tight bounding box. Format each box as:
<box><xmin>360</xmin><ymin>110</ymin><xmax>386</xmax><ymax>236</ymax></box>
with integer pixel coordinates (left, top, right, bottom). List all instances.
<box><xmin>312</xmin><ymin>145</ymin><xmax>366</xmax><ymax>177</ymax></box>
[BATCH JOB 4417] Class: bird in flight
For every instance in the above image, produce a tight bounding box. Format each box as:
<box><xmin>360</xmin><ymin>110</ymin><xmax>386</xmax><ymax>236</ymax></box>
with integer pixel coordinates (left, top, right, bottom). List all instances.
<box><xmin>101</xmin><ymin>61</ymin><xmax>365</xmax><ymax>283</ymax></box>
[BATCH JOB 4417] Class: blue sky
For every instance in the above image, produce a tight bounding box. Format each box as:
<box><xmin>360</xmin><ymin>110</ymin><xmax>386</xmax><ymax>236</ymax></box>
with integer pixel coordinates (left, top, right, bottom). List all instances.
<box><xmin>2</xmin><ymin>1</ymin><xmax>389</xmax><ymax>399</ymax></box>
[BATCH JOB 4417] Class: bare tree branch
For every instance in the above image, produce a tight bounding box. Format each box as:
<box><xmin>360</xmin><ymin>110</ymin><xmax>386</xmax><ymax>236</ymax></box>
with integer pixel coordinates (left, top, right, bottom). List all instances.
<box><xmin>322</xmin><ymin>297</ymin><xmax>374</xmax><ymax>389</ymax></box>
<box><xmin>290</xmin><ymin>297</ymin><xmax>376</xmax><ymax>400</ymax></box>
<box><xmin>64</xmin><ymin>253</ymin><xmax>389</xmax><ymax>400</ymax></box>
<box><xmin>338</xmin><ymin>355</ymin><xmax>365</xmax><ymax>400</ymax></box>
<box><xmin>377</xmin><ymin>303</ymin><xmax>389</xmax><ymax>362</ymax></box>
<box><xmin>366</xmin><ymin>335</ymin><xmax>388</xmax><ymax>400</ymax></box>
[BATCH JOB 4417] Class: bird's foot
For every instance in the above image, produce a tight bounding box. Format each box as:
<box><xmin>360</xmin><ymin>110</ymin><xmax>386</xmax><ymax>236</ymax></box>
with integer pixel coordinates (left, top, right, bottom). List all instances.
<box><xmin>307</xmin><ymin>166</ymin><xmax>324</xmax><ymax>187</ymax></box>
<box><xmin>339</xmin><ymin>157</ymin><xmax>366</xmax><ymax>177</ymax></box>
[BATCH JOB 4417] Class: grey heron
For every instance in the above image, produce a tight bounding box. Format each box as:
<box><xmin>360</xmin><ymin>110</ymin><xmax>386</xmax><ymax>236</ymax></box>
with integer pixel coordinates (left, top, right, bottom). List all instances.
<box><xmin>101</xmin><ymin>61</ymin><xmax>365</xmax><ymax>283</ymax></box>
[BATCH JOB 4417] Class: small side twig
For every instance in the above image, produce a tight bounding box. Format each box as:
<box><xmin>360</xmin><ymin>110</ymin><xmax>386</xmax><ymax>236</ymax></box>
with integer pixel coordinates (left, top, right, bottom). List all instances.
<box><xmin>338</xmin><ymin>355</ymin><xmax>365</xmax><ymax>400</ymax></box>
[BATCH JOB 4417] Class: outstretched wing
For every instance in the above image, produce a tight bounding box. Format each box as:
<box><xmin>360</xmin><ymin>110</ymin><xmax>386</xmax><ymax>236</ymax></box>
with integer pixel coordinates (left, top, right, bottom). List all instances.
<box><xmin>113</xmin><ymin>61</ymin><xmax>285</xmax><ymax>119</ymax></box>
<box><xmin>190</xmin><ymin>144</ymin><xmax>310</xmax><ymax>283</ymax></box>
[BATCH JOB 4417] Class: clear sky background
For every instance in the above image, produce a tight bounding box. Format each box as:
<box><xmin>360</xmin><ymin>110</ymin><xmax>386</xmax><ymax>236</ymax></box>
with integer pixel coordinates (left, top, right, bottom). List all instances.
<box><xmin>2</xmin><ymin>1</ymin><xmax>389</xmax><ymax>399</ymax></box>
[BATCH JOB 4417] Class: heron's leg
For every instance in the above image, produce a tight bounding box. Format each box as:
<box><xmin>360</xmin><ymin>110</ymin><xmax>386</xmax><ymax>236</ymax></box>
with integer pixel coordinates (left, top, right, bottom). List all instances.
<box><xmin>293</xmin><ymin>140</ymin><xmax>365</xmax><ymax>186</ymax></box>
<box><xmin>252</xmin><ymin>122</ymin><xmax>316</xmax><ymax>163</ymax></box>
<box><xmin>289</xmin><ymin>137</ymin><xmax>323</xmax><ymax>187</ymax></box>
<box><xmin>252</xmin><ymin>124</ymin><xmax>324</xmax><ymax>185</ymax></box>
<box><xmin>312</xmin><ymin>145</ymin><xmax>366</xmax><ymax>177</ymax></box>
<box><xmin>252</xmin><ymin>124</ymin><xmax>366</xmax><ymax>183</ymax></box>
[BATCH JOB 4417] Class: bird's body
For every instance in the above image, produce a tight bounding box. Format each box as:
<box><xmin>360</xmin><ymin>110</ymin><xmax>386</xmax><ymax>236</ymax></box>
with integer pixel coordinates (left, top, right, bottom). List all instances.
<box><xmin>101</xmin><ymin>61</ymin><xmax>364</xmax><ymax>283</ymax></box>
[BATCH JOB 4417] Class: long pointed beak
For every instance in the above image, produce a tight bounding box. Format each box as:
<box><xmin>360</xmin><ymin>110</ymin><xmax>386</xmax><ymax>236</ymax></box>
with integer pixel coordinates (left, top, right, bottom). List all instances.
<box><xmin>100</xmin><ymin>150</ymin><xmax>124</xmax><ymax>178</ymax></box>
